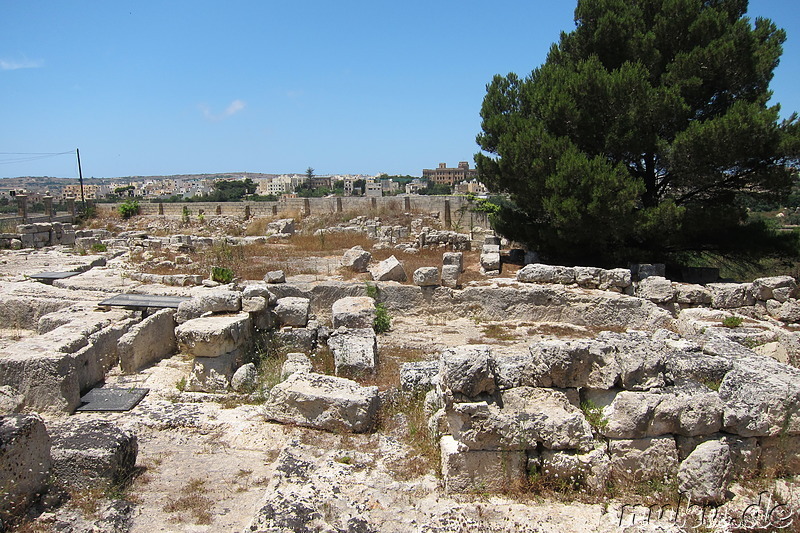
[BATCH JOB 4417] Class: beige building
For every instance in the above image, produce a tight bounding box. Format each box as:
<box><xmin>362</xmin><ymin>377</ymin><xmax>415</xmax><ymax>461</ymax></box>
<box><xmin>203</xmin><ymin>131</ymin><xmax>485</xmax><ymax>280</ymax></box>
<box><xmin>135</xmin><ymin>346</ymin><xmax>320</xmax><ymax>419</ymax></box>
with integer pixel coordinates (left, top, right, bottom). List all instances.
<box><xmin>61</xmin><ymin>184</ymin><xmax>101</xmax><ymax>201</ymax></box>
<box><xmin>422</xmin><ymin>162</ymin><xmax>478</xmax><ymax>187</ymax></box>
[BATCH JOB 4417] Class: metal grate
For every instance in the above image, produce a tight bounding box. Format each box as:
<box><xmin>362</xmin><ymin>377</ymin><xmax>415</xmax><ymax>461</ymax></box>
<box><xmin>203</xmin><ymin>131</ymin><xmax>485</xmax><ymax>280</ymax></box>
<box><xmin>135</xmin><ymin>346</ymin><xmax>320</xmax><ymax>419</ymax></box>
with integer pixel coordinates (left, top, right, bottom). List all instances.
<box><xmin>76</xmin><ymin>387</ymin><xmax>149</xmax><ymax>412</ymax></box>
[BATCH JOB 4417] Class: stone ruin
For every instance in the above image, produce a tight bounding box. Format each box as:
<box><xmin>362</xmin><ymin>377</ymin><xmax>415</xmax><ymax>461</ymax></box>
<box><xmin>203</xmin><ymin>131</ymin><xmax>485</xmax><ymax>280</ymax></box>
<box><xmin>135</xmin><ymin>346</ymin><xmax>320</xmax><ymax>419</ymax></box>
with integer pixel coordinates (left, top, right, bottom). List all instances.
<box><xmin>2</xmin><ymin>224</ymin><xmax>800</xmax><ymax>529</ymax></box>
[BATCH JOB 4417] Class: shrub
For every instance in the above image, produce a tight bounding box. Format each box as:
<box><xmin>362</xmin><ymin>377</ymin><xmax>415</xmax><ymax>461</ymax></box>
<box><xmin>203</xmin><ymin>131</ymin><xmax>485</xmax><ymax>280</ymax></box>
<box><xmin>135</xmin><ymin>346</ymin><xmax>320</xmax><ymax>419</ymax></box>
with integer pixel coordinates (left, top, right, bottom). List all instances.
<box><xmin>118</xmin><ymin>200</ymin><xmax>140</xmax><ymax>219</ymax></box>
<box><xmin>90</xmin><ymin>242</ymin><xmax>107</xmax><ymax>253</ymax></box>
<box><xmin>373</xmin><ymin>302</ymin><xmax>391</xmax><ymax>333</ymax></box>
<box><xmin>211</xmin><ymin>266</ymin><xmax>234</xmax><ymax>283</ymax></box>
<box><xmin>580</xmin><ymin>399</ymin><xmax>608</xmax><ymax>430</ymax></box>
<box><xmin>722</xmin><ymin>316</ymin><xmax>743</xmax><ymax>328</ymax></box>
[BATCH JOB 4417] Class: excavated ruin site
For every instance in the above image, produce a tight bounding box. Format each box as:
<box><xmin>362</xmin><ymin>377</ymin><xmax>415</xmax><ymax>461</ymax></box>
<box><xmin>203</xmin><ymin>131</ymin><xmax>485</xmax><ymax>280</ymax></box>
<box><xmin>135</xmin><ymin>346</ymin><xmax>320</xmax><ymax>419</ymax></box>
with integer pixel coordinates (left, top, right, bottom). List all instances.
<box><xmin>2</xmin><ymin>205</ymin><xmax>800</xmax><ymax>532</ymax></box>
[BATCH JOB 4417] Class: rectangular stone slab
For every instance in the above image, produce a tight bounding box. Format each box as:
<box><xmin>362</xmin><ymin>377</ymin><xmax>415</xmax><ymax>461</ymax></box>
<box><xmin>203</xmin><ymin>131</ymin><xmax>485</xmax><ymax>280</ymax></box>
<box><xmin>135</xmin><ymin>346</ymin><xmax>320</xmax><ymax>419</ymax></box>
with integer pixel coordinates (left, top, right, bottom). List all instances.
<box><xmin>98</xmin><ymin>293</ymin><xmax>191</xmax><ymax>309</ymax></box>
<box><xmin>29</xmin><ymin>271</ymin><xmax>81</xmax><ymax>284</ymax></box>
<box><xmin>76</xmin><ymin>387</ymin><xmax>149</xmax><ymax>411</ymax></box>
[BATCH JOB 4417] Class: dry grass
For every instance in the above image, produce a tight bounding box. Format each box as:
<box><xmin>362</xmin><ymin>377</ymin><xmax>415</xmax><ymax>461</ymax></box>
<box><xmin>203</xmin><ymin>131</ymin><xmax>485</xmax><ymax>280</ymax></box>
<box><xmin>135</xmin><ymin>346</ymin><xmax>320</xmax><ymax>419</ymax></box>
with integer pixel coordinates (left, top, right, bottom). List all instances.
<box><xmin>162</xmin><ymin>477</ymin><xmax>213</xmax><ymax>525</ymax></box>
<box><xmin>379</xmin><ymin>390</ymin><xmax>439</xmax><ymax>481</ymax></box>
<box><xmin>361</xmin><ymin>346</ymin><xmax>428</xmax><ymax>391</ymax></box>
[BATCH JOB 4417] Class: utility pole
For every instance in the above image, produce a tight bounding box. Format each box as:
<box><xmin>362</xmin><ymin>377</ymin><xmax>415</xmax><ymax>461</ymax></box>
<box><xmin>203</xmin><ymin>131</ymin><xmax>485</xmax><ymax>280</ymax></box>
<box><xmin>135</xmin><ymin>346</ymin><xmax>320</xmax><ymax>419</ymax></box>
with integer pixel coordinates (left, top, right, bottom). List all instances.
<box><xmin>76</xmin><ymin>148</ymin><xmax>86</xmax><ymax>209</ymax></box>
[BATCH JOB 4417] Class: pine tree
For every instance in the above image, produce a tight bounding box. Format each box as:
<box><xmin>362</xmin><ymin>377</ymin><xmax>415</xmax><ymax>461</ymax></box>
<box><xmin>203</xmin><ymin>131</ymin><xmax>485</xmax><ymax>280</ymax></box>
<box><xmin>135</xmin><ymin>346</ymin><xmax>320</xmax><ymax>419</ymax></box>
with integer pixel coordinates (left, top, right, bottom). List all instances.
<box><xmin>476</xmin><ymin>0</ymin><xmax>799</xmax><ymax>265</ymax></box>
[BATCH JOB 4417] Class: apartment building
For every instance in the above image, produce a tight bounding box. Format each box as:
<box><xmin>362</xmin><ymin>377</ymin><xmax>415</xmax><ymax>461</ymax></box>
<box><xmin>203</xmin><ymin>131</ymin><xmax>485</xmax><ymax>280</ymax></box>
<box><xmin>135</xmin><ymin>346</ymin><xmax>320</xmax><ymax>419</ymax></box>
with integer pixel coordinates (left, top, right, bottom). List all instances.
<box><xmin>422</xmin><ymin>162</ymin><xmax>478</xmax><ymax>186</ymax></box>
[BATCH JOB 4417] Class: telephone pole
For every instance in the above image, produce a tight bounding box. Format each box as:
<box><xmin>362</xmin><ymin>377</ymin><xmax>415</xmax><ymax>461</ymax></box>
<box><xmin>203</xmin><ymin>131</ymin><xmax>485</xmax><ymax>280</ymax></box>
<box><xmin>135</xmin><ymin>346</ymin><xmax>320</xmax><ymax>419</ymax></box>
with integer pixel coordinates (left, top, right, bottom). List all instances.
<box><xmin>76</xmin><ymin>148</ymin><xmax>86</xmax><ymax>209</ymax></box>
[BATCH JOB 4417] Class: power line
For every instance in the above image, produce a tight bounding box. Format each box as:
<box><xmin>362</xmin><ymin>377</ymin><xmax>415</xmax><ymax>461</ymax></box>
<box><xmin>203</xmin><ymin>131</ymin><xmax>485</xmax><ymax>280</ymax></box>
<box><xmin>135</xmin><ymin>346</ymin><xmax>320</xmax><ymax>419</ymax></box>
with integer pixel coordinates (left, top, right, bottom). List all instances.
<box><xmin>0</xmin><ymin>151</ymin><xmax>74</xmax><ymax>165</ymax></box>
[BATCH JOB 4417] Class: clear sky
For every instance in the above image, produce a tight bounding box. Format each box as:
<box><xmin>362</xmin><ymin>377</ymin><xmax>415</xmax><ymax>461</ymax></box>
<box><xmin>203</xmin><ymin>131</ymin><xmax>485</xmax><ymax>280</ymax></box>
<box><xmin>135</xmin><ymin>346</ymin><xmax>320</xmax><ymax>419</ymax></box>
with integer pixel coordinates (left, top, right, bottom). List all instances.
<box><xmin>1</xmin><ymin>1</ymin><xmax>798</xmax><ymax>179</ymax></box>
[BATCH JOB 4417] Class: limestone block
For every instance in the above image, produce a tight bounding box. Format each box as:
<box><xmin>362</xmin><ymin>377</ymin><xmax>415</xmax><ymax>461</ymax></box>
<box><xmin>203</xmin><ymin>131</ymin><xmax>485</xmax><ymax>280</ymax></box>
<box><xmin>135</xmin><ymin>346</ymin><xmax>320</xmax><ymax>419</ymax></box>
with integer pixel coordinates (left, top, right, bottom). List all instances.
<box><xmin>677</xmin><ymin>440</ymin><xmax>732</xmax><ymax>505</ymax></box>
<box><xmin>751</xmin><ymin>276</ymin><xmax>797</xmax><ymax>302</ymax></box>
<box><xmin>677</xmin><ymin>433</ymin><xmax>760</xmax><ymax>480</ymax></box>
<box><xmin>274</xmin><ymin>297</ymin><xmax>310</xmax><ymax>327</ymax></box>
<box><xmin>674</xmin><ymin>283</ymin><xmax>712</xmax><ymax>305</ymax></box>
<box><xmin>0</xmin><ymin>348</ymin><xmax>79</xmax><ymax>413</ymax></box>
<box><xmin>440</xmin><ymin>435</ymin><xmax>527</xmax><ymax>493</ymax></box>
<box><xmin>719</xmin><ymin>360</ymin><xmax>800</xmax><ymax>437</ymax></box>
<box><xmin>441</xmin><ymin>264</ymin><xmax>460</xmax><ymax>288</ymax></box>
<box><xmin>0</xmin><ymin>415</ymin><xmax>51</xmax><ymax>522</ymax></box>
<box><xmin>263</xmin><ymin>372</ymin><xmax>379</xmax><ymax>433</ymax></box>
<box><xmin>766</xmin><ymin>299</ymin><xmax>800</xmax><ymax>323</ymax></box>
<box><xmin>242</xmin><ymin>283</ymin><xmax>277</xmax><ymax>304</ymax></box>
<box><xmin>231</xmin><ymin>362</ymin><xmax>258</xmax><ymax>392</ymax></box>
<box><xmin>268</xmin><ymin>218</ymin><xmax>295</xmax><ymax>235</ymax></box>
<box><xmin>186</xmin><ymin>349</ymin><xmax>239</xmax><ymax>392</ymax></box>
<box><xmin>274</xmin><ymin>327</ymin><xmax>318</xmax><ymax>353</ymax></box>
<box><xmin>517</xmin><ymin>263</ymin><xmax>576</xmax><ymax>284</ymax></box>
<box><xmin>599</xmin><ymin>268</ymin><xmax>632</xmax><ymax>291</ymax></box>
<box><xmin>49</xmin><ymin>419</ymin><xmax>137</xmax><ymax>491</ymax></box>
<box><xmin>176</xmin><ymin>313</ymin><xmax>252</xmax><ymax>358</ymax></box>
<box><xmin>0</xmin><ymin>385</ymin><xmax>24</xmax><ymax>415</ymax></box>
<box><xmin>539</xmin><ymin>448</ymin><xmax>610</xmax><ymax>494</ymax></box>
<box><xmin>609</xmin><ymin>436</ymin><xmax>678</xmax><ymax>483</ymax></box>
<box><xmin>175</xmin><ymin>290</ymin><xmax>242</xmax><ymax>323</ymax></box>
<box><xmin>480</xmin><ymin>252</ymin><xmax>501</xmax><ymax>272</ymax></box>
<box><xmin>341</xmin><ymin>246</ymin><xmax>372</xmax><ymax>273</ymax></box>
<box><xmin>438</xmin><ymin>344</ymin><xmax>496</xmax><ymax>398</ymax></box>
<box><xmin>369</xmin><ymin>255</ymin><xmax>407</xmax><ymax>282</ymax></box>
<box><xmin>241</xmin><ymin>296</ymin><xmax>266</xmax><ymax>313</ymax></box>
<box><xmin>447</xmin><ymin>387</ymin><xmax>593</xmax><ymax>452</ymax></box>
<box><xmin>635</xmin><ymin>276</ymin><xmax>675</xmax><ymax>304</ymax></box>
<box><xmin>413</xmin><ymin>267</ymin><xmax>439</xmax><ymax>287</ymax></box>
<box><xmin>442</xmin><ymin>251</ymin><xmax>464</xmax><ymax>272</ymax></box>
<box><xmin>574</xmin><ymin>266</ymin><xmax>603</xmax><ymax>288</ymax></box>
<box><xmin>400</xmin><ymin>360</ymin><xmax>438</xmax><ymax>392</ymax></box>
<box><xmin>708</xmin><ymin>283</ymin><xmax>756</xmax><ymax>309</ymax></box>
<box><xmin>331</xmin><ymin>296</ymin><xmax>375</xmax><ymax>329</ymax></box>
<box><xmin>265</xmin><ymin>270</ymin><xmax>286</xmax><ymax>284</ymax></box>
<box><xmin>118</xmin><ymin>308</ymin><xmax>177</xmax><ymax>373</ymax></box>
<box><xmin>280</xmin><ymin>352</ymin><xmax>312</xmax><ymax>379</ymax></box>
<box><xmin>327</xmin><ymin>327</ymin><xmax>377</xmax><ymax>377</ymax></box>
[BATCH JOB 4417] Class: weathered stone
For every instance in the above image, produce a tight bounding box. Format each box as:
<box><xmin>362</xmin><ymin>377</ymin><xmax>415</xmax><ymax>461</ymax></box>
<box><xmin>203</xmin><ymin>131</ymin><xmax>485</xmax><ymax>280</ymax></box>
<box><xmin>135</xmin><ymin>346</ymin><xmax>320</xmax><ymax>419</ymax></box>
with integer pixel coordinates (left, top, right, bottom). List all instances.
<box><xmin>517</xmin><ymin>263</ymin><xmax>576</xmax><ymax>285</ymax></box>
<box><xmin>0</xmin><ymin>385</ymin><xmax>24</xmax><ymax>415</ymax></box>
<box><xmin>574</xmin><ymin>266</ymin><xmax>603</xmax><ymax>288</ymax></box>
<box><xmin>759</xmin><ymin>435</ymin><xmax>800</xmax><ymax>476</ymax></box>
<box><xmin>230</xmin><ymin>362</ymin><xmax>258</xmax><ymax>392</ymax></box>
<box><xmin>751</xmin><ymin>276</ymin><xmax>797</xmax><ymax>302</ymax></box>
<box><xmin>186</xmin><ymin>350</ymin><xmax>239</xmax><ymax>392</ymax></box>
<box><xmin>447</xmin><ymin>388</ymin><xmax>594</xmax><ymax>452</ymax></box>
<box><xmin>242</xmin><ymin>283</ymin><xmax>277</xmax><ymax>304</ymax></box>
<box><xmin>632</xmin><ymin>263</ymin><xmax>666</xmax><ymax>280</ymax></box>
<box><xmin>674</xmin><ymin>283</ymin><xmax>712</xmax><ymax>305</ymax></box>
<box><xmin>0</xmin><ymin>415</ymin><xmax>51</xmax><ymax>522</ymax></box>
<box><xmin>440</xmin><ymin>264</ymin><xmax>460</xmax><ymax>288</ymax></box>
<box><xmin>766</xmin><ymin>299</ymin><xmax>800</xmax><ymax>323</ymax></box>
<box><xmin>676</xmin><ymin>434</ymin><xmax>760</xmax><ymax>480</ymax></box>
<box><xmin>263</xmin><ymin>372</ymin><xmax>379</xmax><ymax>433</ymax></box>
<box><xmin>340</xmin><ymin>246</ymin><xmax>371</xmax><ymax>273</ymax></box>
<box><xmin>274</xmin><ymin>297</ymin><xmax>310</xmax><ymax>327</ymax></box>
<box><xmin>176</xmin><ymin>313</ymin><xmax>252</xmax><ymax>358</ymax></box>
<box><xmin>514</xmin><ymin>339</ymin><xmax>619</xmax><ymax>389</ymax></box>
<box><xmin>708</xmin><ymin>283</ymin><xmax>756</xmax><ymax>309</ymax></box>
<box><xmin>49</xmin><ymin>419</ymin><xmax>137</xmax><ymax>491</ymax></box>
<box><xmin>280</xmin><ymin>352</ymin><xmax>312</xmax><ymax>379</ymax></box>
<box><xmin>718</xmin><ymin>359</ymin><xmax>800</xmax><ymax>437</ymax></box>
<box><xmin>400</xmin><ymin>360</ymin><xmax>438</xmax><ymax>392</ymax></box>
<box><xmin>118</xmin><ymin>309</ymin><xmax>177</xmax><ymax>373</ymax></box>
<box><xmin>599</xmin><ymin>268</ymin><xmax>632</xmax><ymax>291</ymax></box>
<box><xmin>265</xmin><ymin>270</ymin><xmax>286</xmax><ymax>284</ymax></box>
<box><xmin>175</xmin><ymin>290</ymin><xmax>242</xmax><ymax>323</ymax></box>
<box><xmin>480</xmin><ymin>252</ymin><xmax>501</xmax><ymax>272</ymax></box>
<box><xmin>609</xmin><ymin>436</ymin><xmax>679</xmax><ymax>482</ymax></box>
<box><xmin>327</xmin><ymin>327</ymin><xmax>377</xmax><ymax>377</ymax></box>
<box><xmin>677</xmin><ymin>440</ymin><xmax>731</xmax><ymax>505</ymax></box>
<box><xmin>274</xmin><ymin>327</ymin><xmax>318</xmax><ymax>353</ymax></box>
<box><xmin>413</xmin><ymin>267</ymin><xmax>439</xmax><ymax>287</ymax></box>
<box><xmin>438</xmin><ymin>345</ymin><xmax>496</xmax><ymax>398</ymax></box>
<box><xmin>331</xmin><ymin>296</ymin><xmax>375</xmax><ymax>329</ymax></box>
<box><xmin>539</xmin><ymin>448</ymin><xmax>610</xmax><ymax>494</ymax></box>
<box><xmin>241</xmin><ymin>296</ymin><xmax>266</xmax><ymax>313</ymax></box>
<box><xmin>440</xmin><ymin>435</ymin><xmax>527</xmax><ymax>493</ymax></box>
<box><xmin>635</xmin><ymin>276</ymin><xmax>674</xmax><ymax>304</ymax></box>
<box><xmin>369</xmin><ymin>255</ymin><xmax>407</xmax><ymax>282</ymax></box>
<box><xmin>268</xmin><ymin>218</ymin><xmax>295</xmax><ymax>235</ymax></box>
<box><xmin>442</xmin><ymin>251</ymin><xmax>464</xmax><ymax>272</ymax></box>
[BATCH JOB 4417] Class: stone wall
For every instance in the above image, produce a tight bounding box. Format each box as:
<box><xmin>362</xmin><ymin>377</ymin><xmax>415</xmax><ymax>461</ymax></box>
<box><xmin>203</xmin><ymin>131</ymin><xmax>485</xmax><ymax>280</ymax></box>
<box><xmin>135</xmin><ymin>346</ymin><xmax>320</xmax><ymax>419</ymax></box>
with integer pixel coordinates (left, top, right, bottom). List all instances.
<box><xmin>0</xmin><ymin>222</ymin><xmax>76</xmax><ymax>249</ymax></box>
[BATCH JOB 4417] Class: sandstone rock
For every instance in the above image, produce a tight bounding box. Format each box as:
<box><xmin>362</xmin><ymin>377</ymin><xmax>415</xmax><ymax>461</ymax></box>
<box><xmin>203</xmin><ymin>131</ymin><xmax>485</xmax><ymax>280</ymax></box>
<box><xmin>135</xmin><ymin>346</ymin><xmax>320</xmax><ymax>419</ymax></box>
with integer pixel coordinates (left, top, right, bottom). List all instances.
<box><xmin>341</xmin><ymin>246</ymin><xmax>371</xmax><ymax>273</ymax></box>
<box><xmin>369</xmin><ymin>255</ymin><xmax>407</xmax><ymax>282</ymax></box>
<box><xmin>400</xmin><ymin>360</ymin><xmax>438</xmax><ymax>392</ymax></box>
<box><xmin>0</xmin><ymin>415</ymin><xmax>51</xmax><ymax>522</ymax></box>
<box><xmin>230</xmin><ymin>362</ymin><xmax>258</xmax><ymax>392</ymax></box>
<box><xmin>118</xmin><ymin>308</ymin><xmax>177</xmax><ymax>373</ymax></box>
<box><xmin>447</xmin><ymin>388</ymin><xmax>593</xmax><ymax>452</ymax></box>
<box><xmin>265</xmin><ymin>270</ymin><xmax>286</xmax><ymax>284</ymax></box>
<box><xmin>274</xmin><ymin>297</ymin><xmax>310</xmax><ymax>327</ymax></box>
<box><xmin>677</xmin><ymin>440</ymin><xmax>731</xmax><ymax>504</ymax></box>
<box><xmin>175</xmin><ymin>313</ymin><xmax>252</xmax><ymax>358</ymax></box>
<box><xmin>708</xmin><ymin>283</ymin><xmax>756</xmax><ymax>309</ymax></box>
<box><xmin>413</xmin><ymin>267</ymin><xmax>439</xmax><ymax>287</ymax></box>
<box><xmin>263</xmin><ymin>372</ymin><xmax>379</xmax><ymax>433</ymax></box>
<box><xmin>440</xmin><ymin>264</ymin><xmax>460</xmax><ymax>288</ymax></box>
<box><xmin>440</xmin><ymin>435</ymin><xmax>527</xmax><ymax>493</ymax></box>
<box><xmin>331</xmin><ymin>296</ymin><xmax>375</xmax><ymax>329</ymax></box>
<box><xmin>327</xmin><ymin>327</ymin><xmax>377</xmax><ymax>377</ymax></box>
<box><xmin>49</xmin><ymin>419</ymin><xmax>137</xmax><ymax>491</ymax></box>
<box><xmin>280</xmin><ymin>352</ymin><xmax>312</xmax><ymax>379</ymax></box>
<box><xmin>751</xmin><ymin>276</ymin><xmax>797</xmax><ymax>302</ymax></box>
<box><xmin>635</xmin><ymin>276</ymin><xmax>674</xmax><ymax>304</ymax></box>
<box><xmin>609</xmin><ymin>436</ymin><xmax>678</xmax><ymax>483</ymax></box>
<box><xmin>438</xmin><ymin>345</ymin><xmax>496</xmax><ymax>398</ymax></box>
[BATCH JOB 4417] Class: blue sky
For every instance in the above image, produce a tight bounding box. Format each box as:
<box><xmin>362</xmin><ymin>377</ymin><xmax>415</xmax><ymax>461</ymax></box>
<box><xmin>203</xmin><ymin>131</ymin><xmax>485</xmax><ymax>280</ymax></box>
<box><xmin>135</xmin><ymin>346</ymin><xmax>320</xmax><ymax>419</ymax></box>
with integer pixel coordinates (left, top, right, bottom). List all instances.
<box><xmin>1</xmin><ymin>1</ymin><xmax>798</xmax><ymax>179</ymax></box>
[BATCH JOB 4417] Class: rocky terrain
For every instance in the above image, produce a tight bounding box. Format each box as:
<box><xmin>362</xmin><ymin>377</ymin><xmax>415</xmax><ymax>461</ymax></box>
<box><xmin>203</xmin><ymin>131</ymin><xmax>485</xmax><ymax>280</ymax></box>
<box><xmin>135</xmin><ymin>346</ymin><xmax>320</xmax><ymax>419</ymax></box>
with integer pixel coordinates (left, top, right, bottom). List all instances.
<box><xmin>1</xmin><ymin>209</ymin><xmax>800</xmax><ymax>532</ymax></box>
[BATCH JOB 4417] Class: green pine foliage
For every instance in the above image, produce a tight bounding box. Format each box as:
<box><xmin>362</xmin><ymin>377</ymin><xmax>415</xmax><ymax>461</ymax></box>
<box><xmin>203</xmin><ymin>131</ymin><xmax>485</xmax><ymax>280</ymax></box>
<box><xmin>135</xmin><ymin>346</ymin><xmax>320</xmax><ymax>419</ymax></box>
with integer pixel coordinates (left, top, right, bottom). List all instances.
<box><xmin>476</xmin><ymin>0</ymin><xmax>800</xmax><ymax>266</ymax></box>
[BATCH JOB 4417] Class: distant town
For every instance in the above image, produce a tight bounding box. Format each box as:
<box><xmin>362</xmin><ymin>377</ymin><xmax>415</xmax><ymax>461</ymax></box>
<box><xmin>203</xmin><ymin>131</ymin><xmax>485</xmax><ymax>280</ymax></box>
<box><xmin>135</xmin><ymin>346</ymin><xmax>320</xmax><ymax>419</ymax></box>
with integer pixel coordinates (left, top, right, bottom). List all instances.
<box><xmin>0</xmin><ymin>162</ymin><xmax>488</xmax><ymax>211</ymax></box>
